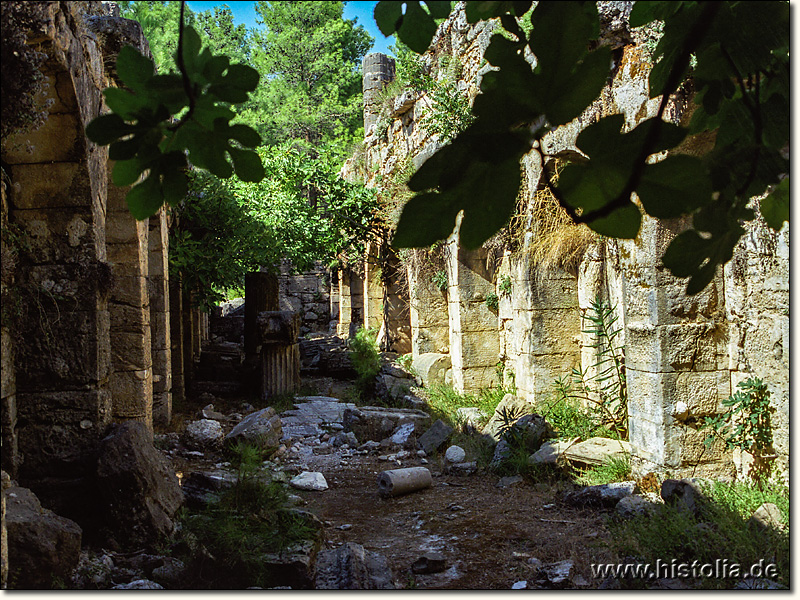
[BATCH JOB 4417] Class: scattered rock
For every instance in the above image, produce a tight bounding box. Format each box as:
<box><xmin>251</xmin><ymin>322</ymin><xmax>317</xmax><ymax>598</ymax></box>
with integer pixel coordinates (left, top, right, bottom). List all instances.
<box><xmin>344</xmin><ymin>406</ymin><xmax>430</xmax><ymax>443</ymax></box>
<box><xmin>72</xmin><ymin>551</ymin><xmax>114</xmax><ymax>588</ymax></box>
<box><xmin>660</xmin><ymin>478</ymin><xmax>706</xmax><ymax>515</ymax></box>
<box><xmin>290</xmin><ymin>471</ymin><xmax>328</xmax><ymax>491</ymax></box>
<box><xmin>112</xmin><ymin>579</ymin><xmax>165</xmax><ymax>590</ymax></box>
<box><xmin>182</xmin><ymin>419</ymin><xmax>224</xmax><ymax>450</ymax></box>
<box><xmin>417</xmin><ymin>419</ymin><xmax>454</xmax><ymax>455</ymax></box>
<box><xmin>455</xmin><ymin>407</ymin><xmax>486</xmax><ymax>431</ymax></box>
<box><xmin>540</xmin><ymin>560</ymin><xmax>574</xmax><ymax>588</ymax></box>
<box><xmin>563</xmin><ymin>437</ymin><xmax>631</xmax><ymax>467</ymax></box>
<box><xmin>389</xmin><ymin>422</ymin><xmax>416</xmax><ymax>447</ymax></box>
<box><xmin>96</xmin><ymin>422</ymin><xmax>183</xmax><ymax>549</ymax></box>
<box><xmin>482</xmin><ymin>394</ymin><xmax>536</xmax><ymax>442</ymax></box>
<box><xmin>150</xmin><ymin>557</ymin><xmax>186</xmax><ymax>588</ymax></box>
<box><xmin>260</xmin><ymin>539</ymin><xmax>320</xmax><ymax>589</ymax></box>
<box><xmin>748</xmin><ymin>502</ymin><xmax>785</xmax><ymax>531</ymax></box>
<box><xmin>225</xmin><ymin>407</ymin><xmax>283</xmax><ymax>449</ymax></box>
<box><xmin>444</xmin><ymin>445</ymin><xmax>466</xmax><ymax>463</ymax></box>
<box><xmin>615</xmin><ymin>495</ymin><xmax>657</xmax><ymax>518</ymax></box>
<box><xmin>201</xmin><ymin>403</ymin><xmax>227</xmax><ymax>421</ymax></box>
<box><xmin>315</xmin><ymin>542</ymin><xmax>396</xmax><ymax>589</ymax></box>
<box><xmin>411</xmin><ymin>551</ymin><xmax>447</xmax><ymax>574</ymax></box>
<box><xmin>447</xmin><ymin>461</ymin><xmax>478</xmax><ymax>476</ymax></box>
<box><xmin>5</xmin><ymin>485</ymin><xmax>82</xmax><ymax>589</ymax></box>
<box><xmin>497</xmin><ymin>475</ymin><xmax>523</xmax><ymax>488</ymax></box>
<box><xmin>563</xmin><ymin>481</ymin><xmax>636</xmax><ymax>508</ymax></box>
<box><xmin>511</xmin><ymin>580</ymin><xmax>528</xmax><ymax>589</ymax></box>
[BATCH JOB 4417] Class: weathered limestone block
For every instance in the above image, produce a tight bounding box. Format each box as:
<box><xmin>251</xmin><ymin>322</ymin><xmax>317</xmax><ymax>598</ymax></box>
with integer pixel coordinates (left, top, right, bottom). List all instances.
<box><xmin>5</xmin><ymin>484</ymin><xmax>82</xmax><ymax>589</ymax></box>
<box><xmin>96</xmin><ymin>422</ymin><xmax>183</xmax><ymax>548</ymax></box>
<box><xmin>244</xmin><ymin>271</ymin><xmax>279</xmax><ymax>356</ymax></box>
<box><xmin>412</xmin><ymin>353</ymin><xmax>451</xmax><ymax>387</ymax></box>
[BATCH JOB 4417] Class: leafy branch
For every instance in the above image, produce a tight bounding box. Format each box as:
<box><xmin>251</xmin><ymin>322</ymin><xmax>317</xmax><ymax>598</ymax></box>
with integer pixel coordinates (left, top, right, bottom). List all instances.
<box><xmin>378</xmin><ymin>0</ymin><xmax>789</xmax><ymax>295</ymax></box>
<box><xmin>85</xmin><ymin>0</ymin><xmax>264</xmax><ymax>219</ymax></box>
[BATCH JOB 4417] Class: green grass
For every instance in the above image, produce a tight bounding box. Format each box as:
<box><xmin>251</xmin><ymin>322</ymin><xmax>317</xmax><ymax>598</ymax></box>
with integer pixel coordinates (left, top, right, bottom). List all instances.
<box><xmin>574</xmin><ymin>454</ymin><xmax>632</xmax><ymax>486</ymax></box>
<box><xmin>424</xmin><ymin>383</ymin><xmax>509</xmax><ymax>429</ymax></box>
<box><xmin>533</xmin><ymin>393</ymin><xmax>619</xmax><ymax>441</ymax></box>
<box><xmin>609</xmin><ymin>479</ymin><xmax>790</xmax><ymax>589</ymax></box>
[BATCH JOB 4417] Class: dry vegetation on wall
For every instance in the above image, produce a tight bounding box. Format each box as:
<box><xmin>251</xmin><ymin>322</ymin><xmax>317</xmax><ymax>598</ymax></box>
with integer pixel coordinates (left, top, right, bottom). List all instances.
<box><xmin>509</xmin><ymin>159</ymin><xmax>597</xmax><ymax>274</ymax></box>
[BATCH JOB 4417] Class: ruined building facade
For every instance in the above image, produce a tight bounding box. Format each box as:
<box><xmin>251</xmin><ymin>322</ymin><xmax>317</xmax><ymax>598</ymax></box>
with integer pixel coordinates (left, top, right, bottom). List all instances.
<box><xmin>1</xmin><ymin>2</ymin><xmax>209</xmax><ymax>524</ymax></box>
<box><xmin>339</xmin><ymin>2</ymin><xmax>789</xmax><ymax>481</ymax></box>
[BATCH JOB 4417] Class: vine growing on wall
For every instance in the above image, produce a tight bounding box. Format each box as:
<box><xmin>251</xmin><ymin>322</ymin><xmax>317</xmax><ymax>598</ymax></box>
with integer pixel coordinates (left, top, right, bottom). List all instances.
<box><xmin>376</xmin><ymin>1</ymin><xmax>789</xmax><ymax>295</ymax></box>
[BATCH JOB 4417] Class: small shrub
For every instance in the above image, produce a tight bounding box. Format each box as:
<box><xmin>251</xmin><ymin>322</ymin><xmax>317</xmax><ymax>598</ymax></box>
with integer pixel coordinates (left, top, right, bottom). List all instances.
<box><xmin>499</xmin><ymin>275</ymin><xmax>512</xmax><ymax>296</ymax></box>
<box><xmin>432</xmin><ymin>269</ymin><xmax>448</xmax><ymax>291</ymax></box>
<box><xmin>485</xmin><ymin>292</ymin><xmax>499</xmax><ymax>312</ymax></box>
<box><xmin>349</xmin><ymin>327</ymin><xmax>381</xmax><ymax>397</ymax></box>
<box><xmin>183</xmin><ymin>443</ymin><xmax>317</xmax><ymax>588</ymax></box>
<box><xmin>702</xmin><ymin>377</ymin><xmax>776</xmax><ymax>487</ymax></box>
<box><xmin>536</xmin><ymin>383</ymin><xmax>615</xmax><ymax>441</ymax></box>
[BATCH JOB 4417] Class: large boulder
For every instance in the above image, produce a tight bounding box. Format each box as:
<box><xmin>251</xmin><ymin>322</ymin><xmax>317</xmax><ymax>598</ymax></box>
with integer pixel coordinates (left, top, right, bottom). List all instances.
<box><xmin>182</xmin><ymin>419</ymin><xmax>224</xmax><ymax>451</ymax></box>
<box><xmin>417</xmin><ymin>419</ymin><xmax>454</xmax><ymax>455</ymax></box>
<box><xmin>482</xmin><ymin>394</ymin><xmax>539</xmax><ymax>442</ymax></box>
<box><xmin>315</xmin><ymin>542</ymin><xmax>395</xmax><ymax>589</ymax></box>
<box><xmin>5</xmin><ymin>484</ymin><xmax>82</xmax><ymax>589</ymax></box>
<box><xmin>343</xmin><ymin>406</ymin><xmax>430</xmax><ymax>443</ymax></box>
<box><xmin>225</xmin><ymin>407</ymin><xmax>282</xmax><ymax>449</ymax></box>
<box><xmin>96</xmin><ymin>422</ymin><xmax>183</xmax><ymax>549</ymax></box>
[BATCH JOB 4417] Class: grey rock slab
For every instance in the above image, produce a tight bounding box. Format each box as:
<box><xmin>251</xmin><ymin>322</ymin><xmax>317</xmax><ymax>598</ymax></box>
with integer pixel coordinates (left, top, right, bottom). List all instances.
<box><xmin>455</xmin><ymin>407</ymin><xmax>486</xmax><ymax>430</ymax></box>
<box><xmin>660</xmin><ymin>478</ymin><xmax>706</xmax><ymax>515</ymax></box>
<box><xmin>315</xmin><ymin>542</ymin><xmax>395</xmax><ymax>589</ymax></box>
<box><xmin>616</xmin><ymin>495</ymin><xmax>658</xmax><ymax>519</ymax></box>
<box><xmin>96</xmin><ymin>422</ymin><xmax>183</xmax><ymax>549</ymax></box>
<box><xmin>344</xmin><ymin>406</ymin><xmax>430</xmax><ymax>442</ymax></box>
<box><xmin>540</xmin><ymin>560</ymin><xmax>574</xmax><ymax>588</ymax></box>
<box><xmin>290</xmin><ymin>471</ymin><xmax>328</xmax><ymax>491</ymax></box>
<box><xmin>563</xmin><ymin>481</ymin><xmax>637</xmax><ymax>508</ymax></box>
<box><xmin>562</xmin><ymin>437</ymin><xmax>631</xmax><ymax>466</ymax></box>
<box><xmin>497</xmin><ymin>475</ymin><xmax>524</xmax><ymax>488</ymax></box>
<box><xmin>226</xmin><ymin>407</ymin><xmax>282</xmax><ymax>448</ymax></box>
<box><xmin>482</xmin><ymin>393</ymin><xmax>536</xmax><ymax>442</ymax></box>
<box><xmin>529</xmin><ymin>438</ymin><xmax>580</xmax><ymax>465</ymax></box>
<box><xmin>447</xmin><ymin>461</ymin><xmax>478</xmax><ymax>476</ymax></box>
<box><xmin>390</xmin><ymin>422</ymin><xmax>416</xmax><ymax>446</ymax></box>
<box><xmin>417</xmin><ymin>419</ymin><xmax>454</xmax><ymax>455</ymax></box>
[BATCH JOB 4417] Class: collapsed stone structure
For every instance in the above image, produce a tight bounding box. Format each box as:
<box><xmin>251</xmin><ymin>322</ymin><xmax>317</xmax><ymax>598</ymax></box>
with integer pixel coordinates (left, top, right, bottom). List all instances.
<box><xmin>338</xmin><ymin>2</ymin><xmax>789</xmax><ymax>480</ymax></box>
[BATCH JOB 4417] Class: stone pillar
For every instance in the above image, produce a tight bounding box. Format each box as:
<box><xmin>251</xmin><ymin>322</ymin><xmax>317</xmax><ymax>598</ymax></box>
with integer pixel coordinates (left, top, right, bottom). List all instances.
<box><xmin>3</xmin><ymin>51</ymin><xmax>113</xmax><ymax>497</ymax></box>
<box><xmin>362</xmin><ymin>53</ymin><xmax>396</xmax><ymax>134</ymax></box>
<box><xmin>148</xmin><ymin>210</ymin><xmax>171</xmax><ymax>427</ymax></box>
<box><xmin>623</xmin><ymin>216</ymin><xmax>731</xmax><ymax>477</ymax></box>
<box><xmin>1</xmin><ymin>184</ymin><xmax>19</xmax><ymax>479</ymax></box>
<box><xmin>182</xmin><ymin>290</ymin><xmax>195</xmax><ymax>395</ymax></box>
<box><xmin>169</xmin><ymin>278</ymin><xmax>185</xmax><ymax>407</ymax></box>
<box><xmin>363</xmin><ymin>242</ymin><xmax>383</xmax><ymax>332</ymax></box>
<box><xmin>407</xmin><ymin>251</ymin><xmax>450</xmax><ymax>360</ymax></box>
<box><xmin>337</xmin><ymin>268</ymin><xmax>353</xmax><ymax>337</ymax></box>
<box><xmin>244</xmin><ymin>271</ymin><xmax>279</xmax><ymax>356</ymax></box>
<box><xmin>446</xmin><ymin>231</ymin><xmax>501</xmax><ymax>394</ymax></box>
<box><xmin>106</xmin><ymin>169</ymin><xmax>153</xmax><ymax>429</ymax></box>
<box><xmin>384</xmin><ymin>252</ymin><xmax>412</xmax><ymax>354</ymax></box>
<box><xmin>329</xmin><ymin>268</ymin><xmax>340</xmax><ymax>327</ymax></box>
<box><xmin>258</xmin><ymin>311</ymin><xmax>301</xmax><ymax>399</ymax></box>
<box><xmin>509</xmin><ymin>253</ymin><xmax>581</xmax><ymax>402</ymax></box>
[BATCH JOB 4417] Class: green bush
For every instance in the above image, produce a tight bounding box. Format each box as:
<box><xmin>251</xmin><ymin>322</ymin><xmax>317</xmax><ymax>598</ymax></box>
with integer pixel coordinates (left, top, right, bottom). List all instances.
<box><xmin>348</xmin><ymin>327</ymin><xmax>381</xmax><ymax>397</ymax></box>
<box><xmin>575</xmin><ymin>454</ymin><xmax>632</xmax><ymax>486</ymax></box>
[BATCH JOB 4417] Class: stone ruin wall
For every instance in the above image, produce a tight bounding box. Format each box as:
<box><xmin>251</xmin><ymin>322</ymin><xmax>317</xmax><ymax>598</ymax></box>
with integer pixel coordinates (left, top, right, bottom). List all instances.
<box><xmin>0</xmin><ymin>1</ymin><xmax>211</xmax><ymax>525</ymax></box>
<box><xmin>343</xmin><ymin>2</ymin><xmax>789</xmax><ymax>481</ymax></box>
